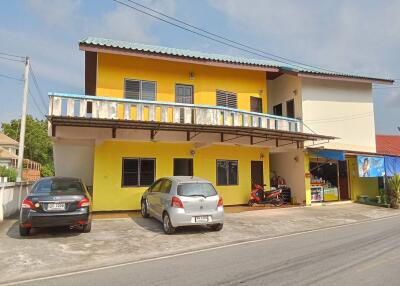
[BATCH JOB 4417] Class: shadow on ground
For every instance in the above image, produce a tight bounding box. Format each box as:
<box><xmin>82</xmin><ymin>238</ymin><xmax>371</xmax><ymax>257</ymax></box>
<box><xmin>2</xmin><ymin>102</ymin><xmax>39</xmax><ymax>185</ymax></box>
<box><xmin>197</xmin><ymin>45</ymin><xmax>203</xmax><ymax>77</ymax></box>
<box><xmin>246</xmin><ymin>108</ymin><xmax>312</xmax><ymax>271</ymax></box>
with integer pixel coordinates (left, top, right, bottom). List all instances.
<box><xmin>129</xmin><ymin>215</ymin><xmax>221</xmax><ymax>235</ymax></box>
<box><xmin>6</xmin><ymin>221</ymin><xmax>83</xmax><ymax>240</ymax></box>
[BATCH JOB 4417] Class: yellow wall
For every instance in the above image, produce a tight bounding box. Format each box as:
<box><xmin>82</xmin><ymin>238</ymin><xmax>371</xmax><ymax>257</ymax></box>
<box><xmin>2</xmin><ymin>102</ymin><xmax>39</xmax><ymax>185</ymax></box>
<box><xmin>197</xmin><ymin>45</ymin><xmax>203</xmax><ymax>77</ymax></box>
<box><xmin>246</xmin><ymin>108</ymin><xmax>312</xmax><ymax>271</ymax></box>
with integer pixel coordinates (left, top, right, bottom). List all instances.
<box><xmin>96</xmin><ymin>53</ymin><xmax>268</xmax><ymax>113</ymax></box>
<box><xmin>348</xmin><ymin>157</ymin><xmax>379</xmax><ymax>200</ymax></box>
<box><xmin>304</xmin><ymin>153</ymin><xmax>311</xmax><ymax>205</ymax></box>
<box><xmin>92</xmin><ymin>141</ymin><xmax>269</xmax><ymax>211</ymax></box>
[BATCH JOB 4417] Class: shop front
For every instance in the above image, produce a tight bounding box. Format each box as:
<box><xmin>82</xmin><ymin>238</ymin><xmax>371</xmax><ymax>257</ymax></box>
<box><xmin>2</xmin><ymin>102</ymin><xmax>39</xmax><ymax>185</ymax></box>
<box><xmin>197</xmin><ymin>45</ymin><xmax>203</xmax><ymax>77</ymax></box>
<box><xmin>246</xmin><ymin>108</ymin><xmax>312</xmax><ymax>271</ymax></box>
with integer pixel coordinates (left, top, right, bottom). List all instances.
<box><xmin>308</xmin><ymin>149</ymin><xmax>392</xmax><ymax>204</ymax></box>
<box><xmin>309</xmin><ymin>150</ymin><xmax>350</xmax><ymax>203</ymax></box>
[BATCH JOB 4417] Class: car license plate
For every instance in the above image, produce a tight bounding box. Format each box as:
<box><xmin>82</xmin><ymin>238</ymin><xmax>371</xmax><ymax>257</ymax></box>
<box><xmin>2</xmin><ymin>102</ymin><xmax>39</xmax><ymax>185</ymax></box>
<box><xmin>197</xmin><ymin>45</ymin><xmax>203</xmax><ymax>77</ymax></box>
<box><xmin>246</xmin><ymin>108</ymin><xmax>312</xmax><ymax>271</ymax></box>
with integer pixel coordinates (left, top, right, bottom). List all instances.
<box><xmin>47</xmin><ymin>203</ymin><xmax>65</xmax><ymax>211</ymax></box>
<box><xmin>195</xmin><ymin>216</ymin><xmax>209</xmax><ymax>223</ymax></box>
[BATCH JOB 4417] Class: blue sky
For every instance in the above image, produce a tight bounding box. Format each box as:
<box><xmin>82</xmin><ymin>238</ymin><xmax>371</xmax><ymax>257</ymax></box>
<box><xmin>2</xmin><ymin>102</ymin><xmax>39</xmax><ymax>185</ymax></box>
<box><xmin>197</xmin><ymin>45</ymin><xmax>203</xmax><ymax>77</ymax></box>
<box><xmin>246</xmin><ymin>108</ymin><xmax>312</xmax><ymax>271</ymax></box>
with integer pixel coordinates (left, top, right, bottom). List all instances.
<box><xmin>0</xmin><ymin>0</ymin><xmax>399</xmax><ymax>134</ymax></box>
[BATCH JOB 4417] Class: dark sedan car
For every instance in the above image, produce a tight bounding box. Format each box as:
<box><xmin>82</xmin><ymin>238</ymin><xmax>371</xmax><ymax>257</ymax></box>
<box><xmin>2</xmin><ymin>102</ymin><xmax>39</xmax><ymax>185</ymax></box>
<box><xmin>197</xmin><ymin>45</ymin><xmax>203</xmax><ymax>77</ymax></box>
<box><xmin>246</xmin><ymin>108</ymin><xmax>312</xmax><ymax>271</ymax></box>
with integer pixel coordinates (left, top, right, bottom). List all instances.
<box><xmin>19</xmin><ymin>177</ymin><xmax>92</xmax><ymax>236</ymax></box>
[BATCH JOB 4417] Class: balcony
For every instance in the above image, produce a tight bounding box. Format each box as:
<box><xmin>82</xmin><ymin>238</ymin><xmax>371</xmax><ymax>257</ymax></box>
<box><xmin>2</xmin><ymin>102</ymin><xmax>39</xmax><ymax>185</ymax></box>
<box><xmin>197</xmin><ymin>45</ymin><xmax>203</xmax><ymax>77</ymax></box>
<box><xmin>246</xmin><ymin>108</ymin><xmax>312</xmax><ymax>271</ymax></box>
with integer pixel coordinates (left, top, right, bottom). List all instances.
<box><xmin>48</xmin><ymin>93</ymin><xmax>333</xmax><ymax>144</ymax></box>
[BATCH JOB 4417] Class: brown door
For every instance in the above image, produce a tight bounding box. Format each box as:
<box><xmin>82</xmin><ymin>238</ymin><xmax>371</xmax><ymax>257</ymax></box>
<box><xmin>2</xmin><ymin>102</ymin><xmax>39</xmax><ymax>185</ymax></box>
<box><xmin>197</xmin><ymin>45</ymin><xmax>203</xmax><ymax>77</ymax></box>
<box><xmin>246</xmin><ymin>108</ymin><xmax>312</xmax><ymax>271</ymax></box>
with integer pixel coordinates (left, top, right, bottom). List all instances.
<box><xmin>251</xmin><ymin>161</ymin><xmax>264</xmax><ymax>187</ymax></box>
<box><xmin>250</xmin><ymin>97</ymin><xmax>262</xmax><ymax>113</ymax></box>
<box><xmin>338</xmin><ymin>160</ymin><xmax>350</xmax><ymax>200</ymax></box>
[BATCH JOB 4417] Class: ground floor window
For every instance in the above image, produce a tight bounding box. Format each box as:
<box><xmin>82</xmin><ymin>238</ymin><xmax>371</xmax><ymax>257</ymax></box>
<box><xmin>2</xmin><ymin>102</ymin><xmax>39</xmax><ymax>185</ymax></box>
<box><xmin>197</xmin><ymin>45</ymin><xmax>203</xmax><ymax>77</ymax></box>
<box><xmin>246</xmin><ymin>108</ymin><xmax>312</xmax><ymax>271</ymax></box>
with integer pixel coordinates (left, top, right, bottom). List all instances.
<box><xmin>173</xmin><ymin>158</ymin><xmax>193</xmax><ymax>176</ymax></box>
<box><xmin>122</xmin><ymin>158</ymin><xmax>155</xmax><ymax>187</ymax></box>
<box><xmin>217</xmin><ymin>160</ymin><xmax>238</xmax><ymax>186</ymax></box>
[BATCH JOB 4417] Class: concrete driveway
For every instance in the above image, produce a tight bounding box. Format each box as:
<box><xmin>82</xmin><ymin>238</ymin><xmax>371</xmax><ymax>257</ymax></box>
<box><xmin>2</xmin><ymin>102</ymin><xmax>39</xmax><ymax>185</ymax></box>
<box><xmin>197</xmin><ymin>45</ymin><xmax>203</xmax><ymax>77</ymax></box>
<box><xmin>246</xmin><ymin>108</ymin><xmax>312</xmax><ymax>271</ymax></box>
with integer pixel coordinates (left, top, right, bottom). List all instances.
<box><xmin>0</xmin><ymin>203</ymin><xmax>398</xmax><ymax>284</ymax></box>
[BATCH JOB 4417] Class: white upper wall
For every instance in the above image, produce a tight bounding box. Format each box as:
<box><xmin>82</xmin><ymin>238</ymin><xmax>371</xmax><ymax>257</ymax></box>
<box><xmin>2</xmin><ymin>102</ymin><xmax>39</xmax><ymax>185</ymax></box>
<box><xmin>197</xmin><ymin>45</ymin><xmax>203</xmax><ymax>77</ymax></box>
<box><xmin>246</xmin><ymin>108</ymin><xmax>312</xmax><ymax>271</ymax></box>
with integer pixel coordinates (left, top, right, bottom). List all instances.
<box><xmin>301</xmin><ymin>77</ymin><xmax>375</xmax><ymax>152</ymax></box>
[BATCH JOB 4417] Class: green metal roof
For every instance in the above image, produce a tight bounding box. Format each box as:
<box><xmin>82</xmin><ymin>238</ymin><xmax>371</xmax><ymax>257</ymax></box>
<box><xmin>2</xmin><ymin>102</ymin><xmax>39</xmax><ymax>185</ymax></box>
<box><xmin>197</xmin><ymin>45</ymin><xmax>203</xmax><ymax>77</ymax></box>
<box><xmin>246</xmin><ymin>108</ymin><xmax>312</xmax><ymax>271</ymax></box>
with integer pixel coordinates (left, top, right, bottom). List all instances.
<box><xmin>80</xmin><ymin>37</ymin><xmax>393</xmax><ymax>83</ymax></box>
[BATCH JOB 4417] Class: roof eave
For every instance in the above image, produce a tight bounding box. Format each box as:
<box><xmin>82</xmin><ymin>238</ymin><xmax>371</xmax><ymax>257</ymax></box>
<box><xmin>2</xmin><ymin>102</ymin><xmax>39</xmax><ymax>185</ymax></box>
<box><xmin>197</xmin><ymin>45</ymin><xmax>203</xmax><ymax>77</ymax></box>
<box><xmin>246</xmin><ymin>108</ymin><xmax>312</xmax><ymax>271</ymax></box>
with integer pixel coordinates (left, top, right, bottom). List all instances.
<box><xmin>79</xmin><ymin>43</ymin><xmax>280</xmax><ymax>73</ymax></box>
<box><xmin>297</xmin><ymin>71</ymin><xmax>394</xmax><ymax>85</ymax></box>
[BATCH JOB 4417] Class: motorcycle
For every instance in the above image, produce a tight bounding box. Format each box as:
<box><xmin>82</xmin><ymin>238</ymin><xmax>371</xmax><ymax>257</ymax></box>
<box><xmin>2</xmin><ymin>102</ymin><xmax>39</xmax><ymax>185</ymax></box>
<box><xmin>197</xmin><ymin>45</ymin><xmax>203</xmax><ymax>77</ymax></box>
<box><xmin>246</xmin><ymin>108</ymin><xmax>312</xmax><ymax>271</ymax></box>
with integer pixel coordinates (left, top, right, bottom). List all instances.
<box><xmin>248</xmin><ymin>183</ymin><xmax>284</xmax><ymax>207</ymax></box>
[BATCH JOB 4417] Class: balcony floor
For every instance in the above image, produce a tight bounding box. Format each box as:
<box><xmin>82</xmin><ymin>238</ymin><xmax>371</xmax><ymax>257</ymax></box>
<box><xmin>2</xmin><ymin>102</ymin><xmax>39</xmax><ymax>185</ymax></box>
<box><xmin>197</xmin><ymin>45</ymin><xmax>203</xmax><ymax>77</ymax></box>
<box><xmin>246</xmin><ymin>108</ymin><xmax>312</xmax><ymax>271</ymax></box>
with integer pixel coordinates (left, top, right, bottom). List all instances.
<box><xmin>48</xmin><ymin>116</ymin><xmax>335</xmax><ymax>145</ymax></box>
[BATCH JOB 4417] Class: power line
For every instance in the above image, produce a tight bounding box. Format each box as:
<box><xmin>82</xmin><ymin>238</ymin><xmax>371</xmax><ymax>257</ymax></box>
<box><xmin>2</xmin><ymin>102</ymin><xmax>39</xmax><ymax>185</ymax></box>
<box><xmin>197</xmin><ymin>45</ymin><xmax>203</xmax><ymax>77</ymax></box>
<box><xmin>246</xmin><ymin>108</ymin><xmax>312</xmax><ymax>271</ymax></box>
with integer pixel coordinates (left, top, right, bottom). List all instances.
<box><xmin>0</xmin><ymin>55</ymin><xmax>25</xmax><ymax>63</ymax></box>
<box><xmin>305</xmin><ymin>112</ymin><xmax>373</xmax><ymax>122</ymax></box>
<box><xmin>123</xmin><ymin>0</ymin><xmax>340</xmax><ymax>74</ymax></box>
<box><xmin>0</xmin><ymin>73</ymin><xmax>23</xmax><ymax>82</ymax></box>
<box><xmin>304</xmin><ymin>113</ymin><xmax>373</xmax><ymax>124</ymax></box>
<box><xmin>112</xmin><ymin>0</ymin><xmax>341</xmax><ymax>73</ymax></box>
<box><xmin>29</xmin><ymin>64</ymin><xmax>48</xmax><ymax>111</ymax></box>
<box><xmin>28</xmin><ymin>89</ymin><xmax>46</xmax><ymax>117</ymax></box>
<box><xmin>0</xmin><ymin>51</ymin><xmax>25</xmax><ymax>59</ymax></box>
<box><xmin>373</xmin><ymin>86</ymin><xmax>400</xmax><ymax>89</ymax></box>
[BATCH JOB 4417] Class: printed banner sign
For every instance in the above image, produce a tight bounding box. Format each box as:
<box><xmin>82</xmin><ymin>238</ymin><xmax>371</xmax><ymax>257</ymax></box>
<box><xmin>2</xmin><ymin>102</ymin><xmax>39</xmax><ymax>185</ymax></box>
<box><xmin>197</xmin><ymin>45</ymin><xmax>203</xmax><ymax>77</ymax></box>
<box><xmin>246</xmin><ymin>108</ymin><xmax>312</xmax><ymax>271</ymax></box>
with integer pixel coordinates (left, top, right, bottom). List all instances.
<box><xmin>357</xmin><ymin>156</ymin><xmax>385</xmax><ymax>177</ymax></box>
<box><xmin>384</xmin><ymin>156</ymin><xmax>400</xmax><ymax>177</ymax></box>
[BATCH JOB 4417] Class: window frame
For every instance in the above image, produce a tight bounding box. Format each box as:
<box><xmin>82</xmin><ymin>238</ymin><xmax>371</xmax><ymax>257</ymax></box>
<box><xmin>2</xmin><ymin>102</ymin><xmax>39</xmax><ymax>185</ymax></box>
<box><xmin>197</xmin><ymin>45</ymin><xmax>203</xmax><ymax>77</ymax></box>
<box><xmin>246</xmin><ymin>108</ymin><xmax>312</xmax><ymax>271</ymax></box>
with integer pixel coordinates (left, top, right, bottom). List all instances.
<box><xmin>175</xmin><ymin>83</ymin><xmax>194</xmax><ymax>104</ymax></box>
<box><xmin>121</xmin><ymin>157</ymin><xmax>156</xmax><ymax>188</ymax></box>
<box><xmin>216</xmin><ymin>159</ymin><xmax>239</xmax><ymax>186</ymax></box>
<box><xmin>273</xmin><ymin>103</ymin><xmax>283</xmax><ymax>116</ymax></box>
<box><xmin>124</xmin><ymin>78</ymin><xmax>157</xmax><ymax>101</ymax></box>
<box><xmin>216</xmin><ymin>89</ymin><xmax>238</xmax><ymax>109</ymax></box>
<box><xmin>250</xmin><ymin>96</ymin><xmax>263</xmax><ymax>113</ymax></box>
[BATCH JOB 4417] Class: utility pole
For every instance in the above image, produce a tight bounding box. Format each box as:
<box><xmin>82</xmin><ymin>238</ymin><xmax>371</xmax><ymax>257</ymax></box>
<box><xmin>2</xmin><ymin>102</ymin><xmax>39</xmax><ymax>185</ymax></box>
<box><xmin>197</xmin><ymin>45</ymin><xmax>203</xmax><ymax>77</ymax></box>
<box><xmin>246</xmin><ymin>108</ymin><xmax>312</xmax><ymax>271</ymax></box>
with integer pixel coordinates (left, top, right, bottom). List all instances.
<box><xmin>16</xmin><ymin>56</ymin><xmax>30</xmax><ymax>183</ymax></box>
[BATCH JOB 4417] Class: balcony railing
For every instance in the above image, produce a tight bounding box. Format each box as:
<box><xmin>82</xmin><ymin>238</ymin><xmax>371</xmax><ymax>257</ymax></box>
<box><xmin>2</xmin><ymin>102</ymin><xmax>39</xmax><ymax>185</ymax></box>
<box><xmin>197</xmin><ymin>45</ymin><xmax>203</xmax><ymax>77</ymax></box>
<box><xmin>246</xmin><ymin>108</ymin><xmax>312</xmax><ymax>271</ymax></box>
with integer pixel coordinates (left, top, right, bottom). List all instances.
<box><xmin>48</xmin><ymin>93</ymin><xmax>302</xmax><ymax>133</ymax></box>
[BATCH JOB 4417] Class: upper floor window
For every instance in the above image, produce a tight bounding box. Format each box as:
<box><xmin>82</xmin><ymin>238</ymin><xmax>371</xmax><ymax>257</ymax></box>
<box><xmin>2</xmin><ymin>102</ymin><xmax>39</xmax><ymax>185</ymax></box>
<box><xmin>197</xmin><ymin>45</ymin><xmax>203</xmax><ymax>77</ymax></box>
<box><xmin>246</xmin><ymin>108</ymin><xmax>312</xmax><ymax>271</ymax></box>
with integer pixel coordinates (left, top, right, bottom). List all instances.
<box><xmin>216</xmin><ymin>90</ymin><xmax>237</xmax><ymax>109</ymax></box>
<box><xmin>124</xmin><ymin>79</ymin><xmax>156</xmax><ymax>101</ymax></box>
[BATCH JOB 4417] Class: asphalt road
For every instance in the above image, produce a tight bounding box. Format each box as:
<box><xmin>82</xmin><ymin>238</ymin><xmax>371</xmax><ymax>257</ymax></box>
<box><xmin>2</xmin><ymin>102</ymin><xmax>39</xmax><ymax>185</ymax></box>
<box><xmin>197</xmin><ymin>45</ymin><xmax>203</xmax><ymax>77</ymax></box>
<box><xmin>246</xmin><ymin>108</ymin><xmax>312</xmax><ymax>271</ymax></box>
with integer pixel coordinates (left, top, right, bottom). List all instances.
<box><xmin>4</xmin><ymin>215</ymin><xmax>400</xmax><ymax>286</ymax></box>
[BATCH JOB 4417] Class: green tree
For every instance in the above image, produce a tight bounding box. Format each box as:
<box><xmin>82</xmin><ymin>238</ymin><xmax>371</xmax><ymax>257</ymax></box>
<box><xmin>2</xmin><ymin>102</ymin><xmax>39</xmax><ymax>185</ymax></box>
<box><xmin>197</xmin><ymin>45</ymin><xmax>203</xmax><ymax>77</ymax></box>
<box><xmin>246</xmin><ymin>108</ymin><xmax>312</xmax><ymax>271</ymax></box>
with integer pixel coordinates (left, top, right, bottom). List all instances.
<box><xmin>1</xmin><ymin>115</ymin><xmax>54</xmax><ymax>176</ymax></box>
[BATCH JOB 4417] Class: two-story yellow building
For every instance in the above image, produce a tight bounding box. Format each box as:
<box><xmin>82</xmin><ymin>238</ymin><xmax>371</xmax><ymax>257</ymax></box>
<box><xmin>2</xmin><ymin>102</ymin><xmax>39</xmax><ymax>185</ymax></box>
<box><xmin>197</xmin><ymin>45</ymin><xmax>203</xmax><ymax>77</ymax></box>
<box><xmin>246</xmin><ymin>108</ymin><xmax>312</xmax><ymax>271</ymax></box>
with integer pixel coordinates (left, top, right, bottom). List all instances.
<box><xmin>48</xmin><ymin>37</ymin><xmax>392</xmax><ymax>211</ymax></box>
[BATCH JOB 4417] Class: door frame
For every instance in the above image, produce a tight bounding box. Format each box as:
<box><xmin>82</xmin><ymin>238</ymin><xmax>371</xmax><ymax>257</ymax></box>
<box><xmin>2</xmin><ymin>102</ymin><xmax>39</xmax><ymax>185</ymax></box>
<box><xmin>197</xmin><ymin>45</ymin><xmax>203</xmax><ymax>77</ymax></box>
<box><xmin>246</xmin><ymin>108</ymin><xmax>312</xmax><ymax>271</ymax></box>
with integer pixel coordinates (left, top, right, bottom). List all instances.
<box><xmin>175</xmin><ymin>83</ymin><xmax>194</xmax><ymax>103</ymax></box>
<box><xmin>251</xmin><ymin>160</ymin><xmax>264</xmax><ymax>187</ymax></box>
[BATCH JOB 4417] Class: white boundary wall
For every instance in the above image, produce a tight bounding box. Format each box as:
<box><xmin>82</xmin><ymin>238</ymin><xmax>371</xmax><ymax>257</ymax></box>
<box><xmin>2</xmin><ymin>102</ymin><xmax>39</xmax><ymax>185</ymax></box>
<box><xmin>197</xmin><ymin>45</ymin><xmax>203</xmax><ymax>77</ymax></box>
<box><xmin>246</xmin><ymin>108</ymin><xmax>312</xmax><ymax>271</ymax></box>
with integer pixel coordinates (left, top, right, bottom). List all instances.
<box><xmin>0</xmin><ymin>182</ymin><xmax>32</xmax><ymax>221</ymax></box>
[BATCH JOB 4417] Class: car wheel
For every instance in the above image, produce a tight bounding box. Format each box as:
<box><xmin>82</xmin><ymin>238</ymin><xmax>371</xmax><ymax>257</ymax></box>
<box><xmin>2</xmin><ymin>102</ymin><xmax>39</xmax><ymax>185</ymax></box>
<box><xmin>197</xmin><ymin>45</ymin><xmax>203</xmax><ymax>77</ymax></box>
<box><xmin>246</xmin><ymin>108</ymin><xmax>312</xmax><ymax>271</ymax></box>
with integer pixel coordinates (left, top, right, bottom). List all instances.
<box><xmin>19</xmin><ymin>225</ymin><xmax>30</xmax><ymax>237</ymax></box>
<box><xmin>82</xmin><ymin>221</ymin><xmax>92</xmax><ymax>233</ymax></box>
<box><xmin>211</xmin><ymin>223</ymin><xmax>223</xmax><ymax>231</ymax></box>
<box><xmin>141</xmin><ymin>199</ymin><xmax>149</xmax><ymax>218</ymax></box>
<box><xmin>162</xmin><ymin>213</ymin><xmax>175</xmax><ymax>235</ymax></box>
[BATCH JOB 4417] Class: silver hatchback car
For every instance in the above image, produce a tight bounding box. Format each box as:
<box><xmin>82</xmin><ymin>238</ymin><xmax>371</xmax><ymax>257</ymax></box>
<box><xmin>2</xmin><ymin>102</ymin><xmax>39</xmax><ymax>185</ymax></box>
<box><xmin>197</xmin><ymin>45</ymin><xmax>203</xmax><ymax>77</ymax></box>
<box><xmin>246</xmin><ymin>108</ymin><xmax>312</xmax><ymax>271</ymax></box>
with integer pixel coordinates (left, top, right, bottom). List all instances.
<box><xmin>140</xmin><ymin>176</ymin><xmax>224</xmax><ymax>234</ymax></box>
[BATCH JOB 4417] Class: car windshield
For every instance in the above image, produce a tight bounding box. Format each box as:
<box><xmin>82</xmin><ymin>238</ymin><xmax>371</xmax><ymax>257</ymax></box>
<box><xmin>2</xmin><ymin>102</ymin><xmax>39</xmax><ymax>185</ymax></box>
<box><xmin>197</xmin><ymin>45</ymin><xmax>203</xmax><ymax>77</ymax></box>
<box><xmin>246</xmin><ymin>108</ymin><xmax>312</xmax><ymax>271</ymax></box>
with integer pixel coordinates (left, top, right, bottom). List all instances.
<box><xmin>177</xmin><ymin>183</ymin><xmax>217</xmax><ymax>198</ymax></box>
<box><xmin>33</xmin><ymin>179</ymin><xmax>84</xmax><ymax>195</ymax></box>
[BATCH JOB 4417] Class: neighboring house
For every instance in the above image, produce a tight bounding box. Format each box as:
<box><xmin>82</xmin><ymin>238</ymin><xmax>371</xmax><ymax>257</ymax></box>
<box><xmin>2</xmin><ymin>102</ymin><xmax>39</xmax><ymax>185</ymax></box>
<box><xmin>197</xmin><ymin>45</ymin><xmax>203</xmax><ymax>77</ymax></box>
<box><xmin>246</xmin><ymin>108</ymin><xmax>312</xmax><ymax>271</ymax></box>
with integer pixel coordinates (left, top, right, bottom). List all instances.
<box><xmin>48</xmin><ymin>37</ymin><xmax>393</xmax><ymax>211</ymax></box>
<box><xmin>376</xmin><ymin>135</ymin><xmax>400</xmax><ymax>156</ymax></box>
<box><xmin>0</xmin><ymin>132</ymin><xmax>41</xmax><ymax>181</ymax></box>
<box><xmin>0</xmin><ymin>133</ymin><xmax>18</xmax><ymax>168</ymax></box>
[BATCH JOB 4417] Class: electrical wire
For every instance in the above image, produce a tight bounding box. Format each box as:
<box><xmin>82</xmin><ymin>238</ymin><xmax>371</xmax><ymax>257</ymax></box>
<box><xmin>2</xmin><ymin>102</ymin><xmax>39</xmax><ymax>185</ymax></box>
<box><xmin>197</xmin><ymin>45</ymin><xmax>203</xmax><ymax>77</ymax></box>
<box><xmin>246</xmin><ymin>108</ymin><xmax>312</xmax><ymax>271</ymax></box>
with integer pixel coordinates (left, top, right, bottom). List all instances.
<box><xmin>304</xmin><ymin>114</ymin><xmax>373</xmax><ymax>124</ymax></box>
<box><xmin>0</xmin><ymin>55</ymin><xmax>24</xmax><ymax>63</ymax></box>
<box><xmin>29</xmin><ymin>64</ymin><xmax>48</xmax><ymax>111</ymax></box>
<box><xmin>123</xmin><ymin>0</ymin><xmax>340</xmax><ymax>74</ymax></box>
<box><xmin>305</xmin><ymin>112</ymin><xmax>373</xmax><ymax>122</ymax></box>
<box><xmin>28</xmin><ymin>89</ymin><xmax>46</xmax><ymax>117</ymax></box>
<box><xmin>0</xmin><ymin>51</ymin><xmax>25</xmax><ymax>59</ymax></box>
<box><xmin>112</xmin><ymin>0</ymin><xmax>345</xmax><ymax>73</ymax></box>
<box><xmin>0</xmin><ymin>73</ymin><xmax>23</xmax><ymax>82</ymax></box>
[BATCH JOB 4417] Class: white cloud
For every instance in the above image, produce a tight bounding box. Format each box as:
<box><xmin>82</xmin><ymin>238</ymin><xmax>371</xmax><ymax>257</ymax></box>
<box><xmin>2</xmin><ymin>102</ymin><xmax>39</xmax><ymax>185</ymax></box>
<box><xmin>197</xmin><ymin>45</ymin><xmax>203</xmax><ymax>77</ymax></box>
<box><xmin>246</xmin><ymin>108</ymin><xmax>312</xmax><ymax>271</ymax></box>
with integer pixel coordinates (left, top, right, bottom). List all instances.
<box><xmin>26</xmin><ymin>0</ymin><xmax>82</xmax><ymax>29</ymax></box>
<box><xmin>208</xmin><ymin>0</ymin><xmax>400</xmax><ymax>77</ymax></box>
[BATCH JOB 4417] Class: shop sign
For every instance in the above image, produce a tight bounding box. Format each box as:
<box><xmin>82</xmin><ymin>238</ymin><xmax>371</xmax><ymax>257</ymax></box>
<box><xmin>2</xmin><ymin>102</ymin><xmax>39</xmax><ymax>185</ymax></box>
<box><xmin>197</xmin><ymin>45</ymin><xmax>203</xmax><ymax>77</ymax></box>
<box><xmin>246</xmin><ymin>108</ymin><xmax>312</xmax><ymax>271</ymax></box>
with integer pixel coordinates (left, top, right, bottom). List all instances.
<box><xmin>357</xmin><ymin>156</ymin><xmax>385</xmax><ymax>177</ymax></box>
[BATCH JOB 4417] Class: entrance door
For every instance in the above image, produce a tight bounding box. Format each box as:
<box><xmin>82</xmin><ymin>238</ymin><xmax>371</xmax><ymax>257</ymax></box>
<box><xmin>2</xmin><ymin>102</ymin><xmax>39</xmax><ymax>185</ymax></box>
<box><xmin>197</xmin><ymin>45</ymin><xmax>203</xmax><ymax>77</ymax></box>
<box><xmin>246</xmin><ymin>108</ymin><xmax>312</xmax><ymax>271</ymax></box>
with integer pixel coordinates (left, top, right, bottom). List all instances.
<box><xmin>251</xmin><ymin>161</ymin><xmax>264</xmax><ymax>187</ymax></box>
<box><xmin>176</xmin><ymin>84</ymin><xmax>193</xmax><ymax>123</ymax></box>
<box><xmin>250</xmin><ymin>97</ymin><xmax>262</xmax><ymax>113</ymax></box>
<box><xmin>338</xmin><ymin>160</ymin><xmax>350</xmax><ymax>200</ymax></box>
<box><xmin>174</xmin><ymin>158</ymin><xmax>193</xmax><ymax>176</ymax></box>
